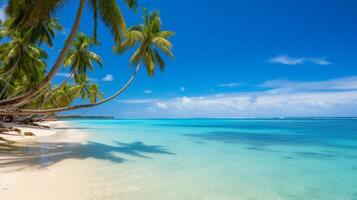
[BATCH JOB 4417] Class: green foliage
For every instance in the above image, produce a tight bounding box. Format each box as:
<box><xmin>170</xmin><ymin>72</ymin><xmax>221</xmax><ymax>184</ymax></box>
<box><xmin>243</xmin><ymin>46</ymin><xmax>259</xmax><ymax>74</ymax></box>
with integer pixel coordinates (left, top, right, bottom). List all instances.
<box><xmin>89</xmin><ymin>0</ymin><xmax>138</xmax><ymax>42</ymax></box>
<box><xmin>115</xmin><ymin>9</ymin><xmax>174</xmax><ymax>76</ymax></box>
<box><xmin>0</xmin><ymin>32</ymin><xmax>47</xmax><ymax>97</ymax></box>
<box><xmin>6</xmin><ymin>0</ymin><xmax>66</xmax><ymax>30</ymax></box>
<box><xmin>64</xmin><ymin>32</ymin><xmax>103</xmax><ymax>83</ymax></box>
<box><xmin>0</xmin><ymin>0</ymin><xmax>173</xmax><ymax>116</ymax></box>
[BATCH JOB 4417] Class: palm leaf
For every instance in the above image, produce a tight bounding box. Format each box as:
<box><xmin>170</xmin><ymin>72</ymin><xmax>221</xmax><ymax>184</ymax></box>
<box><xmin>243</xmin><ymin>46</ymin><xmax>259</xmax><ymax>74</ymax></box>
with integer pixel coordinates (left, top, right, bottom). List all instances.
<box><xmin>97</xmin><ymin>0</ymin><xmax>126</xmax><ymax>42</ymax></box>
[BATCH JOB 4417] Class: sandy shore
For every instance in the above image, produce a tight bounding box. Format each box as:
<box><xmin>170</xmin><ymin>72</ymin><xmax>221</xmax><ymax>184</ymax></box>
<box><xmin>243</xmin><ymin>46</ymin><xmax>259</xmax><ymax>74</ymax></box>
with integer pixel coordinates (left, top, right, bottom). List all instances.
<box><xmin>0</xmin><ymin>121</ymin><xmax>90</xmax><ymax>200</ymax></box>
<box><xmin>0</xmin><ymin>121</ymin><xmax>72</xmax><ymax>142</ymax></box>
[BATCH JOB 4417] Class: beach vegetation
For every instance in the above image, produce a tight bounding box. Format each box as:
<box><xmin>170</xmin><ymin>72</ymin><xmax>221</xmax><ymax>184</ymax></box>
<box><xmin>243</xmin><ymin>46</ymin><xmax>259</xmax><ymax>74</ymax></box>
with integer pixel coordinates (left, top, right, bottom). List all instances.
<box><xmin>0</xmin><ymin>0</ymin><xmax>174</xmax><ymax>121</ymax></box>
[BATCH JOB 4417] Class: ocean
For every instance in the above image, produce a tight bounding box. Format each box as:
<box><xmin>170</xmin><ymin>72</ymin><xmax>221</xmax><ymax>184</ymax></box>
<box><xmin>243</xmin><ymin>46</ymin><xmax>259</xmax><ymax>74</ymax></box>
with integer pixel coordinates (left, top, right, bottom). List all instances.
<box><xmin>60</xmin><ymin>118</ymin><xmax>357</xmax><ymax>200</ymax></box>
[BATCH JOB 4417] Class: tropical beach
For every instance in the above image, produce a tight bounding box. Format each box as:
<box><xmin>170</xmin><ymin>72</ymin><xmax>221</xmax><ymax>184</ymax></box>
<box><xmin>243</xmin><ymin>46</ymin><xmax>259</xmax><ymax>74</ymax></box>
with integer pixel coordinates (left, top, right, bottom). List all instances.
<box><xmin>1</xmin><ymin>120</ymin><xmax>89</xmax><ymax>200</ymax></box>
<box><xmin>1</xmin><ymin>0</ymin><xmax>357</xmax><ymax>199</ymax></box>
<box><xmin>1</xmin><ymin>118</ymin><xmax>357</xmax><ymax>200</ymax></box>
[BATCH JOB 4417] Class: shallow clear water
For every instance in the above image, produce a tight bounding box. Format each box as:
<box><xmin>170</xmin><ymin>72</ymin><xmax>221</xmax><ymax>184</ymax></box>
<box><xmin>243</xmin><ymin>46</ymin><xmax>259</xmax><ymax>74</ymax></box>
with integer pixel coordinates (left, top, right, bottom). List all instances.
<box><xmin>3</xmin><ymin>118</ymin><xmax>357</xmax><ymax>199</ymax></box>
<box><xmin>58</xmin><ymin>118</ymin><xmax>357</xmax><ymax>200</ymax></box>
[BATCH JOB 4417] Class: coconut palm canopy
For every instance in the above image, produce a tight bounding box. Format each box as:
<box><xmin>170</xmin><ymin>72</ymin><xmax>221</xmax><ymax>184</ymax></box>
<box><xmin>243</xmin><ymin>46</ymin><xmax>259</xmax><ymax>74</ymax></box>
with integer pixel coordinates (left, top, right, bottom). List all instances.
<box><xmin>116</xmin><ymin>9</ymin><xmax>174</xmax><ymax>76</ymax></box>
<box><xmin>0</xmin><ymin>0</ymin><xmax>174</xmax><ymax>119</ymax></box>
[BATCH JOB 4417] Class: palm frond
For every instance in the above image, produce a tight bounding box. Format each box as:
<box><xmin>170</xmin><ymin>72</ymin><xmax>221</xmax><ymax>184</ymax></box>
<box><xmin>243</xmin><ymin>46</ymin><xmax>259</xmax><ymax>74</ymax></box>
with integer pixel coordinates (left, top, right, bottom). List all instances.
<box><xmin>115</xmin><ymin>30</ymin><xmax>144</xmax><ymax>53</ymax></box>
<box><xmin>123</xmin><ymin>0</ymin><xmax>138</xmax><ymax>10</ymax></box>
<box><xmin>153</xmin><ymin>49</ymin><xmax>165</xmax><ymax>71</ymax></box>
<box><xmin>97</xmin><ymin>0</ymin><xmax>126</xmax><ymax>42</ymax></box>
<box><xmin>27</xmin><ymin>0</ymin><xmax>66</xmax><ymax>25</ymax></box>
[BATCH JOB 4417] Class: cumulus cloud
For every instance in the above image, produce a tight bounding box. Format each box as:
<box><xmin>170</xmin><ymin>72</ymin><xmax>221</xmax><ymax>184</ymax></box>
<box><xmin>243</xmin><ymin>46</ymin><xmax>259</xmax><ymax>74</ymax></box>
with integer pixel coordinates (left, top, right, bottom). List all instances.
<box><xmin>217</xmin><ymin>82</ymin><xmax>241</xmax><ymax>88</ymax></box>
<box><xmin>143</xmin><ymin>89</ymin><xmax>152</xmax><ymax>94</ymax></box>
<box><xmin>269</xmin><ymin>55</ymin><xmax>331</xmax><ymax>65</ymax></box>
<box><xmin>117</xmin><ymin>76</ymin><xmax>357</xmax><ymax>118</ymax></box>
<box><xmin>156</xmin><ymin>102</ymin><xmax>168</xmax><ymax>109</ymax></box>
<box><xmin>148</xmin><ymin>91</ymin><xmax>357</xmax><ymax>117</ymax></box>
<box><xmin>102</xmin><ymin>74</ymin><xmax>114</xmax><ymax>82</ymax></box>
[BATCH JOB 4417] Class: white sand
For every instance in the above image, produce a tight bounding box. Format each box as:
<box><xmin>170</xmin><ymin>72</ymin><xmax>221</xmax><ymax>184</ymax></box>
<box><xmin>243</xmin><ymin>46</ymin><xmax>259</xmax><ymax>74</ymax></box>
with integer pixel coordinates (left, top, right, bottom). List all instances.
<box><xmin>0</xmin><ymin>121</ymin><xmax>77</xmax><ymax>142</ymax></box>
<box><xmin>0</xmin><ymin>121</ymin><xmax>90</xmax><ymax>200</ymax></box>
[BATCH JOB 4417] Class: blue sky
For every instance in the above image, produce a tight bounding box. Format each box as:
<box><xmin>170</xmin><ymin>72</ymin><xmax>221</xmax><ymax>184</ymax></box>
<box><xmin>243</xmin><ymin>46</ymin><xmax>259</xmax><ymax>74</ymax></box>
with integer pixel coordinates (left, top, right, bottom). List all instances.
<box><xmin>2</xmin><ymin>0</ymin><xmax>357</xmax><ymax>118</ymax></box>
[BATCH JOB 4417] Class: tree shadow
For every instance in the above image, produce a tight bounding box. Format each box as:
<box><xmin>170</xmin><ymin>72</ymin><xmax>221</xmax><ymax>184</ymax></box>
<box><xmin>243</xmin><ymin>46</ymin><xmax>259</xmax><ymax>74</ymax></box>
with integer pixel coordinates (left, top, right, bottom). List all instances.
<box><xmin>0</xmin><ymin>140</ymin><xmax>174</xmax><ymax>171</ymax></box>
<box><xmin>185</xmin><ymin>131</ymin><xmax>357</xmax><ymax>150</ymax></box>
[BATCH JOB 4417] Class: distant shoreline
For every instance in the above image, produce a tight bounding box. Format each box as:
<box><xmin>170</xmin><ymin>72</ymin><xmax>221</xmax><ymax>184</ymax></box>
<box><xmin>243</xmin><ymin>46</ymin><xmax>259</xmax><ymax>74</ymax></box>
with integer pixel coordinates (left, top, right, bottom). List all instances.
<box><xmin>56</xmin><ymin>115</ymin><xmax>115</xmax><ymax>119</ymax></box>
<box><xmin>78</xmin><ymin>117</ymin><xmax>357</xmax><ymax>120</ymax></box>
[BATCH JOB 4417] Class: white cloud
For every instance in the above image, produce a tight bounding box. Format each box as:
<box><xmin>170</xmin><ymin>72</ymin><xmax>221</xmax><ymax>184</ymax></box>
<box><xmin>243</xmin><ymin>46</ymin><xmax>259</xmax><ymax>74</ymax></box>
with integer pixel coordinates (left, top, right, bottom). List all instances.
<box><xmin>55</xmin><ymin>73</ymin><xmax>73</xmax><ymax>78</ymax></box>
<box><xmin>156</xmin><ymin>102</ymin><xmax>168</xmax><ymax>109</ymax></box>
<box><xmin>180</xmin><ymin>87</ymin><xmax>185</xmax><ymax>92</ymax></box>
<box><xmin>0</xmin><ymin>5</ymin><xmax>6</xmax><ymax>22</ymax></box>
<box><xmin>143</xmin><ymin>89</ymin><xmax>152</xmax><ymax>94</ymax></box>
<box><xmin>182</xmin><ymin>96</ymin><xmax>193</xmax><ymax>105</ymax></box>
<box><xmin>309</xmin><ymin>58</ymin><xmax>332</xmax><ymax>65</ymax></box>
<box><xmin>261</xmin><ymin>76</ymin><xmax>357</xmax><ymax>92</ymax></box>
<box><xmin>148</xmin><ymin>91</ymin><xmax>357</xmax><ymax>117</ymax></box>
<box><xmin>217</xmin><ymin>82</ymin><xmax>241</xmax><ymax>88</ymax></box>
<box><xmin>119</xmin><ymin>76</ymin><xmax>357</xmax><ymax>118</ymax></box>
<box><xmin>146</xmin><ymin>107</ymin><xmax>156</xmax><ymax>112</ymax></box>
<box><xmin>118</xmin><ymin>99</ymin><xmax>156</xmax><ymax>104</ymax></box>
<box><xmin>102</xmin><ymin>74</ymin><xmax>114</xmax><ymax>82</ymax></box>
<box><xmin>269</xmin><ymin>55</ymin><xmax>331</xmax><ymax>65</ymax></box>
<box><xmin>269</xmin><ymin>55</ymin><xmax>305</xmax><ymax>65</ymax></box>
<box><xmin>55</xmin><ymin>72</ymin><xmax>97</xmax><ymax>81</ymax></box>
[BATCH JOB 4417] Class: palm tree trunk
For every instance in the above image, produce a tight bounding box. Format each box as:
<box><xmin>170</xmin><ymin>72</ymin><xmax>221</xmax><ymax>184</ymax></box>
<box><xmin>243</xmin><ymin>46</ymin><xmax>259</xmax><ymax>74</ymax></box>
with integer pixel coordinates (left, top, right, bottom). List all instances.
<box><xmin>10</xmin><ymin>72</ymin><xmax>74</xmax><ymax>109</ymax></box>
<box><xmin>0</xmin><ymin>63</ymin><xmax>142</xmax><ymax>115</ymax></box>
<box><xmin>0</xmin><ymin>0</ymin><xmax>85</xmax><ymax>107</ymax></box>
<box><xmin>49</xmin><ymin>72</ymin><xmax>74</xmax><ymax>92</ymax></box>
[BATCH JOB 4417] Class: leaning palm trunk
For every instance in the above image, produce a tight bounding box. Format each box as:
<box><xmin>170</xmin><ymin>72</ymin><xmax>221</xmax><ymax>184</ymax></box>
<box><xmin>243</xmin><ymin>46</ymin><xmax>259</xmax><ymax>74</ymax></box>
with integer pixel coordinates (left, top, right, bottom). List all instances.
<box><xmin>51</xmin><ymin>73</ymin><xmax>74</xmax><ymax>92</ymax></box>
<box><xmin>16</xmin><ymin>114</ymin><xmax>37</xmax><ymax>122</ymax></box>
<box><xmin>10</xmin><ymin>72</ymin><xmax>74</xmax><ymax>109</ymax></box>
<box><xmin>0</xmin><ymin>63</ymin><xmax>141</xmax><ymax>115</ymax></box>
<box><xmin>0</xmin><ymin>0</ymin><xmax>85</xmax><ymax>107</ymax></box>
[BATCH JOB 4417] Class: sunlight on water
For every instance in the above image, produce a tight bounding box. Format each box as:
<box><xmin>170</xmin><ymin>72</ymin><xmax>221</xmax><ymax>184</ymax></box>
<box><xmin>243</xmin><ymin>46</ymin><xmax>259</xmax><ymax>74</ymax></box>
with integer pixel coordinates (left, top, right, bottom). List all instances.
<box><xmin>5</xmin><ymin>118</ymin><xmax>357</xmax><ymax>200</ymax></box>
<box><xmin>62</xmin><ymin>118</ymin><xmax>357</xmax><ymax>200</ymax></box>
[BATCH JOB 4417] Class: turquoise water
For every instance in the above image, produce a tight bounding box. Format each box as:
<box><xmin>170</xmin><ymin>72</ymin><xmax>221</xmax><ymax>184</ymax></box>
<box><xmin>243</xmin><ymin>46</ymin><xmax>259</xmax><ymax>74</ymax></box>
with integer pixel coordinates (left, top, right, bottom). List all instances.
<box><xmin>3</xmin><ymin>118</ymin><xmax>357</xmax><ymax>199</ymax></box>
<box><xmin>60</xmin><ymin>118</ymin><xmax>357</xmax><ymax>200</ymax></box>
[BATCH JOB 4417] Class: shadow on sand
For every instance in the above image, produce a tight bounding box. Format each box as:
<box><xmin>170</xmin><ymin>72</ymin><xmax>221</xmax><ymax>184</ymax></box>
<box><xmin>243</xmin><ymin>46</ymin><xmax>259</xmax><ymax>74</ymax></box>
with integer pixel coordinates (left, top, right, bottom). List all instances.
<box><xmin>0</xmin><ymin>141</ymin><xmax>174</xmax><ymax>171</ymax></box>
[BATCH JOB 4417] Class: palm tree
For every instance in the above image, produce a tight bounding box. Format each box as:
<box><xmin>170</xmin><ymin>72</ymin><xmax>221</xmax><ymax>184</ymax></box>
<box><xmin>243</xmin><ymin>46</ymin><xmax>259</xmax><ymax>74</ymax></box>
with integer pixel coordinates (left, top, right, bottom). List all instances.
<box><xmin>0</xmin><ymin>35</ymin><xmax>47</xmax><ymax>94</ymax></box>
<box><xmin>0</xmin><ymin>31</ymin><xmax>48</xmax><ymax>110</ymax></box>
<box><xmin>26</xmin><ymin>18</ymin><xmax>63</xmax><ymax>48</ymax></box>
<box><xmin>0</xmin><ymin>17</ymin><xmax>61</xmax><ymax>80</ymax></box>
<box><xmin>7</xmin><ymin>0</ymin><xmax>136</xmax><ymax>42</ymax></box>
<box><xmin>87</xmin><ymin>84</ymin><xmax>103</xmax><ymax>103</ymax></box>
<box><xmin>10</xmin><ymin>32</ymin><xmax>103</xmax><ymax>109</ymax></box>
<box><xmin>0</xmin><ymin>10</ymin><xmax>174</xmax><ymax>115</ymax></box>
<box><xmin>115</xmin><ymin>9</ymin><xmax>174</xmax><ymax>76</ymax></box>
<box><xmin>48</xmin><ymin>83</ymin><xmax>78</xmax><ymax>108</ymax></box>
<box><xmin>0</xmin><ymin>0</ymin><xmax>86</xmax><ymax>107</ymax></box>
<box><xmin>0</xmin><ymin>0</ymin><xmax>137</xmax><ymax>107</ymax></box>
<box><xmin>64</xmin><ymin>32</ymin><xmax>103</xmax><ymax>83</ymax></box>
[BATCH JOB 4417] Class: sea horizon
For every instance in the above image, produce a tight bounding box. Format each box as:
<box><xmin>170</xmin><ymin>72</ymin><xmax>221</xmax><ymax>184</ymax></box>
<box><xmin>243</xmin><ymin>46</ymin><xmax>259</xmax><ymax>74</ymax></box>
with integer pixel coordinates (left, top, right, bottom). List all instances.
<box><xmin>1</xmin><ymin>0</ymin><xmax>357</xmax><ymax>199</ymax></box>
<box><xmin>3</xmin><ymin>118</ymin><xmax>357</xmax><ymax>199</ymax></box>
<box><xmin>60</xmin><ymin>116</ymin><xmax>357</xmax><ymax>120</ymax></box>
